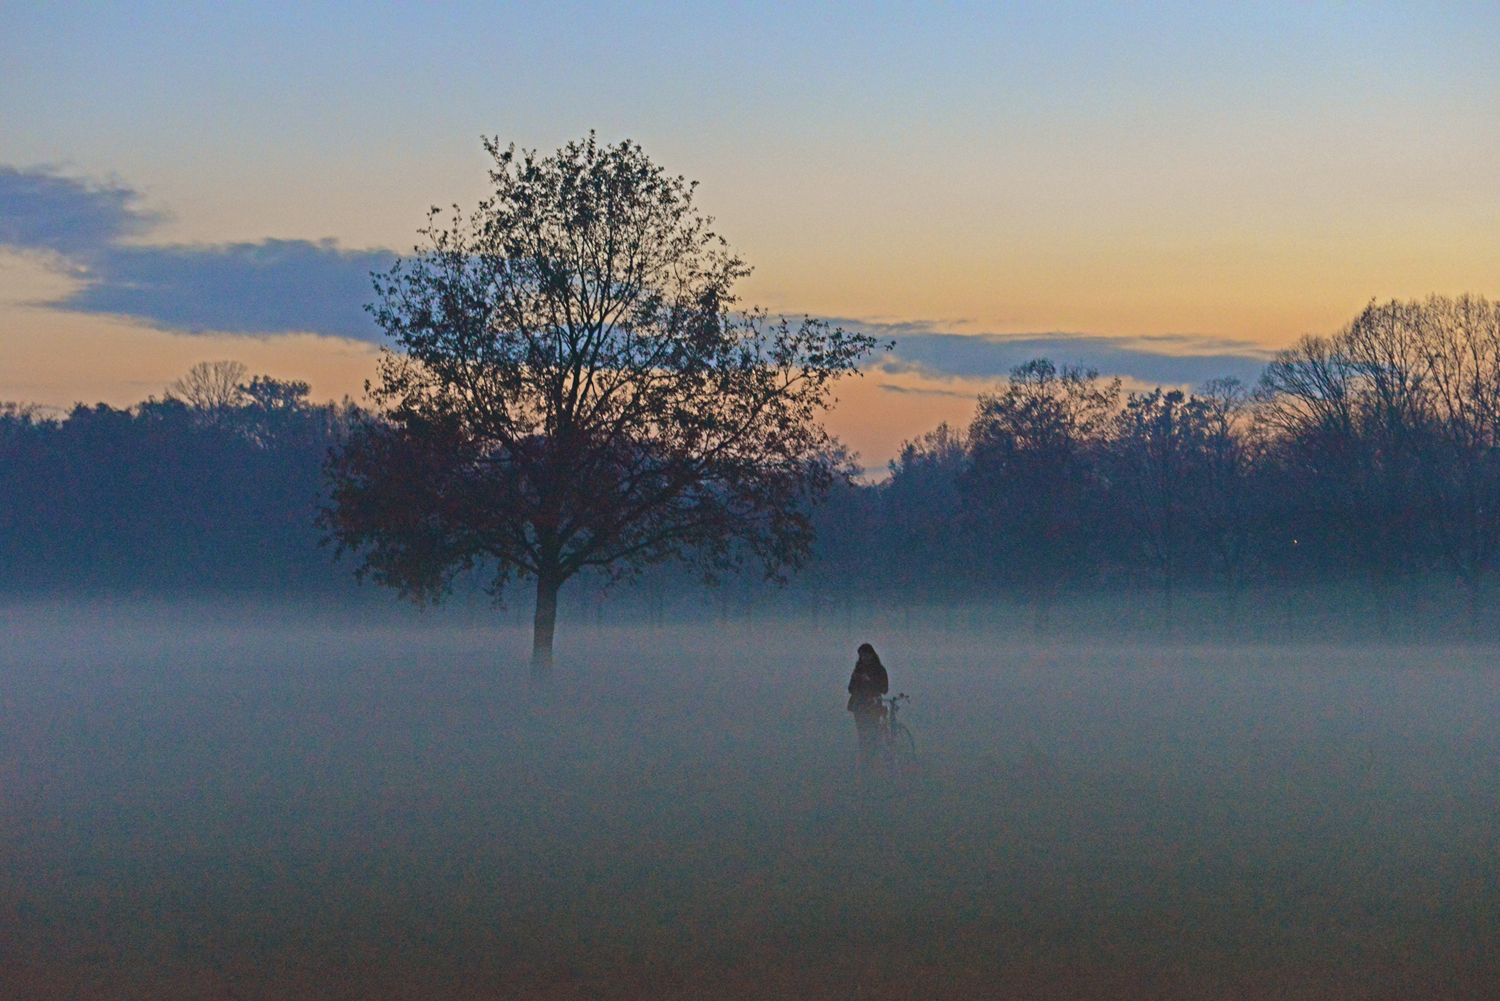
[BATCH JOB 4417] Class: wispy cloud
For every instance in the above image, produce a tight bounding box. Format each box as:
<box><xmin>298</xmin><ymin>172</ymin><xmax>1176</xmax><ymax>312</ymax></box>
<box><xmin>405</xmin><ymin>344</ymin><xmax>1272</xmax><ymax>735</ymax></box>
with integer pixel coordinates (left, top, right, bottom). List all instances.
<box><xmin>0</xmin><ymin>166</ymin><xmax>393</xmax><ymax>340</ymax></box>
<box><xmin>877</xmin><ymin>382</ymin><xmax>975</xmax><ymax>398</ymax></box>
<box><xmin>0</xmin><ymin>166</ymin><xmax>163</xmax><ymax>254</ymax></box>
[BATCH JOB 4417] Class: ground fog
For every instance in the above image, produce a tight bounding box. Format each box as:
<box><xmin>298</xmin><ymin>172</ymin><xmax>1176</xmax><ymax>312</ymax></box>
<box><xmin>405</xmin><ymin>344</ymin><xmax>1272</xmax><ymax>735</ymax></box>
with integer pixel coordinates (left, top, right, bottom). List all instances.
<box><xmin>2</xmin><ymin>606</ymin><xmax>1497</xmax><ymax>999</ymax></box>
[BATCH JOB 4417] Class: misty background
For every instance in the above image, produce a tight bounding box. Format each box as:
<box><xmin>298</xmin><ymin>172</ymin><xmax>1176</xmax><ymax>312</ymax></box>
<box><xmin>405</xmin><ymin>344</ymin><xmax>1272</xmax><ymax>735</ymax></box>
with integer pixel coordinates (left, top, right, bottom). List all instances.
<box><xmin>7</xmin><ymin>296</ymin><xmax>1500</xmax><ymax>644</ymax></box>
<box><xmin>6</xmin><ymin>6</ymin><xmax>1500</xmax><ymax>996</ymax></box>
<box><xmin>7</xmin><ymin>307</ymin><xmax>1500</xmax><ymax>996</ymax></box>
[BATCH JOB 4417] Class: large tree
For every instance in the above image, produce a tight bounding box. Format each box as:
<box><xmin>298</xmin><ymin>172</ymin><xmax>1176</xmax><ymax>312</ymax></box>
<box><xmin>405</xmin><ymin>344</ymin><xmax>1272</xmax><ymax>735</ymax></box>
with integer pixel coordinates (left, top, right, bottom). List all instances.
<box><xmin>1418</xmin><ymin>293</ymin><xmax>1500</xmax><ymax>629</ymax></box>
<box><xmin>1256</xmin><ymin>304</ymin><xmax>1438</xmax><ymax>631</ymax></box>
<box><xmin>322</xmin><ymin>135</ymin><xmax>876</xmax><ymax>670</ymax></box>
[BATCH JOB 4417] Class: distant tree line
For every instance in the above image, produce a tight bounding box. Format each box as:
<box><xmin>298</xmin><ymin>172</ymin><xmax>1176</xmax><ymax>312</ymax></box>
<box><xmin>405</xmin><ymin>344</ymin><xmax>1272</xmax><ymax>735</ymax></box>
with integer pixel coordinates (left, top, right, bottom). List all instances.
<box><xmin>797</xmin><ymin>294</ymin><xmax>1500</xmax><ymax>634</ymax></box>
<box><xmin>5</xmin><ymin>295</ymin><xmax>1500</xmax><ymax>636</ymax></box>
<box><xmin>0</xmin><ymin>362</ymin><xmax>360</xmax><ymax>596</ymax></box>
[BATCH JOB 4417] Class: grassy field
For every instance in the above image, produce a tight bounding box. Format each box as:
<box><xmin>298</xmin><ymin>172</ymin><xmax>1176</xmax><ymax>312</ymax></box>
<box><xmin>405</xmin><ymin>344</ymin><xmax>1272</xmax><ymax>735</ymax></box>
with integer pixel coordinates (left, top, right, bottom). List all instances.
<box><xmin>2</xmin><ymin>607</ymin><xmax>1497</xmax><ymax>999</ymax></box>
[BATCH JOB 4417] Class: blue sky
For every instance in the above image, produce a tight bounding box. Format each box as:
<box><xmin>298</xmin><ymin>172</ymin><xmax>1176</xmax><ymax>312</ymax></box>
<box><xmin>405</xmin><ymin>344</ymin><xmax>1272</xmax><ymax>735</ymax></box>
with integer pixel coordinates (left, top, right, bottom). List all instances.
<box><xmin>2</xmin><ymin>2</ymin><xmax>1497</xmax><ymax>462</ymax></box>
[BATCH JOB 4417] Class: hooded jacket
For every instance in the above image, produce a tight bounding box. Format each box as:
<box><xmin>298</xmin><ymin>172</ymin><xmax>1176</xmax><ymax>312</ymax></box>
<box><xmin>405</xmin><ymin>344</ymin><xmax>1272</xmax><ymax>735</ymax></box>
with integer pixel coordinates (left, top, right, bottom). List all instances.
<box><xmin>847</xmin><ymin>644</ymin><xmax>889</xmax><ymax>711</ymax></box>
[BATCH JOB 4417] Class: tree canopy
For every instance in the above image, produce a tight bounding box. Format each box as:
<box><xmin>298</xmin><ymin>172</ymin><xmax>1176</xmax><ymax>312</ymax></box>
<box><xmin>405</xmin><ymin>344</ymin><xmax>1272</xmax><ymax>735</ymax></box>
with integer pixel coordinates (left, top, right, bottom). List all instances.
<box><xmin>322</xmin><ymin>134</ymin><xmax>878</xmax><ymax>669</ymax></box>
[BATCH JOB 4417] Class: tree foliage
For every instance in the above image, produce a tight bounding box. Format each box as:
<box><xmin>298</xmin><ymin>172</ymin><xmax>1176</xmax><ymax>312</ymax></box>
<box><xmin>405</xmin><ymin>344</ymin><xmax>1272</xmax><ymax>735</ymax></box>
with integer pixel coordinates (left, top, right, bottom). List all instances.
<box><xmin>960</xmin><ymin>360</ymin><xmax>1120</xmax><ymax>617</ymax></box>
<box><xmin>322</xmin><ymin>134</ymin><xmax>877</xmax><ymax>666</ymax></box>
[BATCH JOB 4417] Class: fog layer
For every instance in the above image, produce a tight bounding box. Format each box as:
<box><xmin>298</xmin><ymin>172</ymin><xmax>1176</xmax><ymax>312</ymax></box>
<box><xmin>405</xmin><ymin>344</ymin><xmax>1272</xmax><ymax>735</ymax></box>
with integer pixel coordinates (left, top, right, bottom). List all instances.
<box><xmin>3</xmin><ymin>608</ymin><xmax>1497</xmax><ymax>999</ymax></box>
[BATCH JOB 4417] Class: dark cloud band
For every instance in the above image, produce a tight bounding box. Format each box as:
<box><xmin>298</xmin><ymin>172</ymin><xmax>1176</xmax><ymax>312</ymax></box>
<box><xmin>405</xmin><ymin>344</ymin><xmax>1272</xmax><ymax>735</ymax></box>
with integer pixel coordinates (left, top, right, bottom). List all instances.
<box><xmin>1</xmin><ymin>166</ymin><xmax>392</xmax><ymax>340</ymax></box>
<box><xmin>58</xmin><ymin>239</ymin><xmax>395</xmax><ymax>339</ymax></box>
<box><xmin>827</xmin><ymin>319</ymin><xmax>1274</xmax><ymax>389</ymax></box>
<box><xmin>879</xmin><ymin>332</ymin><xmax>1271</xmax><ymax>388</ymax></box>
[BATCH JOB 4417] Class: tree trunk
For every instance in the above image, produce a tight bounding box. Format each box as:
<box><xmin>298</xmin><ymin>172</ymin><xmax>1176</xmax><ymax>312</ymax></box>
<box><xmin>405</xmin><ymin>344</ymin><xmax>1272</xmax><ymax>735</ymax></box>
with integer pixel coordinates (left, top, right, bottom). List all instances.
<box><xmin>1162</xmin><ymin>573</ymin><xmax>1173</xmax><ymax>636</ymax></box>
<box><xmin>1221</xmin><ymin>574</ymin><xmax>1241</xmax><ymax>640</ymax></box>
<box><xmin>1032</xmin><ymin>581</ymin><xmax>1055</xmax><ymax>636</ymax></box>
<box><xmin>1465</xmin><ymin>573</ymin><xmax>1482</xmax><ymax>640</ymax></box>
<box><xmin>531</xmin><ymin>570</ymin><xmax>561</xmax><ymax>677</ymax></box>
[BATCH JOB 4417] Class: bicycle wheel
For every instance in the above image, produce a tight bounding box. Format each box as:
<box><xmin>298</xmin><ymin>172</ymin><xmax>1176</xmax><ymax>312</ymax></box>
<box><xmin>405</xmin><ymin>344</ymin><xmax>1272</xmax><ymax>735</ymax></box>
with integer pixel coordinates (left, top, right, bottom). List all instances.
<box><xmin>887</xmin><ymin>721</ymin><xmax>921</xmax><ymax>781</ymax></box>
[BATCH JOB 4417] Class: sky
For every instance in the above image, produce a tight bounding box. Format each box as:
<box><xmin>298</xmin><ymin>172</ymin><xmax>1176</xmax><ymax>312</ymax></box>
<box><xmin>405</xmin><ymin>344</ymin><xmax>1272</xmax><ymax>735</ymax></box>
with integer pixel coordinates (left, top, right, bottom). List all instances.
<box><xmin>3</xmin><ymin>2</ymin><xmax>1498</xmax><ymax>468</ymax></box>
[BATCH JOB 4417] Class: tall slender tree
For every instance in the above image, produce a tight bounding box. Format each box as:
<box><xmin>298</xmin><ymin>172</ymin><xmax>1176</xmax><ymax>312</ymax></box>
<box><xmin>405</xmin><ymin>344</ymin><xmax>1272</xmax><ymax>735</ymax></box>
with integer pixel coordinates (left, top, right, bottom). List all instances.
<box><xmin>961</xmin><ymin>360</ymin><xmax>1119</xmax><ymax>629</ymax></box>
<box><xmin>1109</xmin><ymin>388</ymin><xmax>1206</xmax><ymax>627</ymax></box>
<box><xmin>1194</xmin><ymin>378</ymin><xmax>1258</xmax><ymax>620</ymax></box>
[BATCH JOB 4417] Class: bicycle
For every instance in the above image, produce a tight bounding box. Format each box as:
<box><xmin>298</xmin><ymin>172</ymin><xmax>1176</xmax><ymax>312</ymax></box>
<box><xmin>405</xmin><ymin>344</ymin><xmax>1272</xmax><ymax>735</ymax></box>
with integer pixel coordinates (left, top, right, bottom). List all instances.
<box><xmin>860</xmin><ymin>692</ymin><xmax>922</xmax><ymax>794</ymax></box>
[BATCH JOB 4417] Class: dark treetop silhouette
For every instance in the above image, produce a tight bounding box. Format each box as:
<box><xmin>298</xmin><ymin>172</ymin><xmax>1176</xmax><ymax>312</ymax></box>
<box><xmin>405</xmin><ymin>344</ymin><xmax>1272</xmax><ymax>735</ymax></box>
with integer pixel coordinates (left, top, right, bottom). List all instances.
<box><xmin>960</xmin><ymin>360</ymin><xmax>1120</xmax><ymax>627</ymax></box>
<box><xmin>0</xmin><ymin>372</ymin><xmax>356</xmax><ymax>597</ymax></box>
<box><xmin>321</xmin><ymin>134</ymin><xmax>878</xmax><ymax>671</ymax></box>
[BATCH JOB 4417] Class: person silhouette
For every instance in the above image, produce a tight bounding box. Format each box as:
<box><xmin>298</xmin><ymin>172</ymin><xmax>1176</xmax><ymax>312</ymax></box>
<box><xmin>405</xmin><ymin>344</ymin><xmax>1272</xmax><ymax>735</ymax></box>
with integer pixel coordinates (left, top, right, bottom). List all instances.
<box><xmin>847</xmin><ymin>643</ymin><xmax>890</xmax><ymax>771</ymax></box>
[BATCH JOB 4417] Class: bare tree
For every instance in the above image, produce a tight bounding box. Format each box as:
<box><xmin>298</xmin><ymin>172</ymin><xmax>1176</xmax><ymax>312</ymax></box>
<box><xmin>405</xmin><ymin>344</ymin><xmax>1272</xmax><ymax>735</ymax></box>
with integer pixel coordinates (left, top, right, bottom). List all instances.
<box><xmin>1256</xmin><ymin>335</ymin><xmax>1359</xmax><ymax>443</ymax></box>
<box><xmin>1257</xmin><ymin>303</ymin><xmax>1441</xmax><ymax>632</ymax></box>
<box><xmin>322</xmin><ymin>135</ymin><xmax>876</xmax><ymax>671</ymax></box>
<box><xmin>1415</xmin><ymin>293</ymin><xmax>1500</xmax><ymax>631</ymax></box>
<box><xmin>166</xmin><ymin>361</ymin><xmax>248</xmax><ymax>414</ymax></box>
